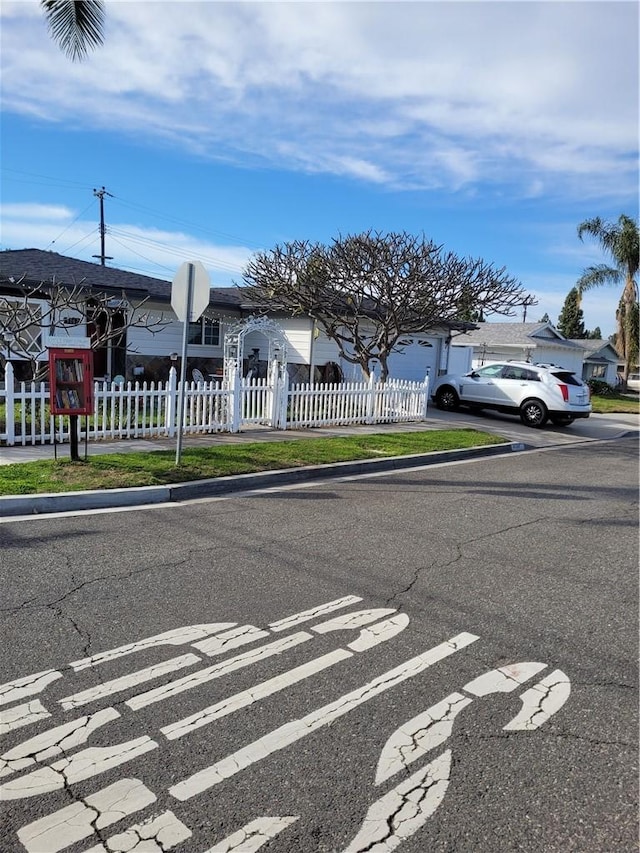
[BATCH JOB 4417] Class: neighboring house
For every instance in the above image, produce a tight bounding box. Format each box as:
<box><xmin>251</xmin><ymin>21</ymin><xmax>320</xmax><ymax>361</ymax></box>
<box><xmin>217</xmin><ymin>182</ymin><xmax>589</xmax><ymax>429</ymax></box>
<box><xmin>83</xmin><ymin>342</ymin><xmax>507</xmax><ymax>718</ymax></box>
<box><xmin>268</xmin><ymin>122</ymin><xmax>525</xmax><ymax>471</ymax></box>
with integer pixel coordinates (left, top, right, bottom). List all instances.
<box><xmin>0</xmin><ymin>249</ymin><xmax>464</xmax><ymax>384</ymax></box>
<box><xmin>450</xmin><ymin>322</ymin><xmax>586</xmax><ymax>375</ymax></box>
<box><xmin>568</xmin><ymin>338</ymin><xmax>622</xmax><ymax>386</ymax></box>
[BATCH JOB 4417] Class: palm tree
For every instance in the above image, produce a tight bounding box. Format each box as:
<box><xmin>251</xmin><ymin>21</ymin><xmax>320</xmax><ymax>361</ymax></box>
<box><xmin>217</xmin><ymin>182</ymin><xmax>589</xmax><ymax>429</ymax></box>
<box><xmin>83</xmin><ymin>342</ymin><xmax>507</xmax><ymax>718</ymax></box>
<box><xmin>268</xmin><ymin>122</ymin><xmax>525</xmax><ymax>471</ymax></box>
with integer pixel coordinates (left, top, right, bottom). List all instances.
<box><xmin>577</xmin><ymin>214</ymin><xmax>639</xmax><ymax>383</ymax></box>
<box><xmin>40</xmin><ymin>0</ymin><xmax>105</xmax><ymax>62</ymax></box>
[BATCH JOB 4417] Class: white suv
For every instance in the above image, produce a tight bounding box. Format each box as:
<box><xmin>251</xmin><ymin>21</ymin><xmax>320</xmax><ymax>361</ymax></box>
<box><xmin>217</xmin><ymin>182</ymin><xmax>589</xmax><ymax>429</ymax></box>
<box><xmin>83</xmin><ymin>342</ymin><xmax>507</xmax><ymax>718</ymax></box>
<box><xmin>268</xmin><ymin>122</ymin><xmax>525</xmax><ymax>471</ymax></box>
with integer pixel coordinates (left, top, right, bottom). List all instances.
<box><xmin>432</xmin><ymin>361</ymin><xmax>591</xmax><ymax>427</ymax></box>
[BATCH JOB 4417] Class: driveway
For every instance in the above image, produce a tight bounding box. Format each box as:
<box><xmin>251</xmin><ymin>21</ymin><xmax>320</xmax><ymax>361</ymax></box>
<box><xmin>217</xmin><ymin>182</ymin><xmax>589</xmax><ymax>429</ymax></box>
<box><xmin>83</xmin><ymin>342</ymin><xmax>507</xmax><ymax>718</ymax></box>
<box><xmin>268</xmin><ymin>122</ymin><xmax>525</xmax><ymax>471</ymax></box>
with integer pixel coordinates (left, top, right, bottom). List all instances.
<box><xmin>422</xmin><ymin>409</ymin><xmax>639</xmax><ymax>447</ymax></box>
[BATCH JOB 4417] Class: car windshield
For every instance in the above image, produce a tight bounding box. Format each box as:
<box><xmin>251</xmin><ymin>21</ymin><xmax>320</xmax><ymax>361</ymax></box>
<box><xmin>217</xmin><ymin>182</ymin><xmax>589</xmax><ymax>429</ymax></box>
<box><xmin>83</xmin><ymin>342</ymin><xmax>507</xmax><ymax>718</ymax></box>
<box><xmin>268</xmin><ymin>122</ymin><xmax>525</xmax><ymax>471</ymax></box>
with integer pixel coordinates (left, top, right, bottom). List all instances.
<box><xmin>551</xmin><ymin>371</ymin><xmax>582</xmax><ymax>386</ymax></box>
<box><xmin>473</xmin><ymin>364</ymin><xmax>505</xmax><ymax>377</ymax></box>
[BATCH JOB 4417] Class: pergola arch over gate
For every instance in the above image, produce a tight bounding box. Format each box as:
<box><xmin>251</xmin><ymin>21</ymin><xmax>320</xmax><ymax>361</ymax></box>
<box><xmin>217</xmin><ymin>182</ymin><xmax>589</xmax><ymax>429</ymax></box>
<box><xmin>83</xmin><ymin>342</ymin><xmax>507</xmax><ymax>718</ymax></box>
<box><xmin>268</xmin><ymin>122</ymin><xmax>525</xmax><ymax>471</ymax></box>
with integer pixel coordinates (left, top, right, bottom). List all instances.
<box><xmin>223</xmin><ymin>315</ymin><xmax>288</xmax><ymax>382</ymax></box>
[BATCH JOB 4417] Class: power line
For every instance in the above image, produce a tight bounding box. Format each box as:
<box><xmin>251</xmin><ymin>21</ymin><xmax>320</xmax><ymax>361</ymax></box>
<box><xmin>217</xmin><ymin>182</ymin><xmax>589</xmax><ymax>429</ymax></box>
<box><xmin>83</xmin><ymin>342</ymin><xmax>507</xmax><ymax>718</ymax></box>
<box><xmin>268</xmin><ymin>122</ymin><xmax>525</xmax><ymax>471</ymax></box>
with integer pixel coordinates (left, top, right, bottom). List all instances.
<box><xmin>1</xmin><ymin>167</ymin><xmax>93</xmax><ymax>191</ymax></box>
<box><xmin>45</xmin><ymin>200</ymin><xmax>98</xmax><ymax>251</ymax></box>
<box><xmin>110</xmin><ymin>195</ymin><xmax>265</xmax><ymax>250</ymax></box>
<box><xmin>107</xmin><ymin>227</ymin><xmax>248</xmax><ymax>273</ymax></box>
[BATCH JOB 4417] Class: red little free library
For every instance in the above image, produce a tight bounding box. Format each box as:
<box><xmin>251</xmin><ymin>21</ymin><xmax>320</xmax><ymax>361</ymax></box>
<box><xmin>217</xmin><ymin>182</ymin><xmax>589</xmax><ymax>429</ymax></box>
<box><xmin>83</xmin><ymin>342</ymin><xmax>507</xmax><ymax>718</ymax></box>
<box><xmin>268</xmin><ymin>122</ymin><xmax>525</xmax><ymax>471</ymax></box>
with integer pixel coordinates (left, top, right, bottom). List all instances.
<box><xmin>48</xmin><ymin>346</ymin><xmax>94</xmax><ymax>416</ymax></box>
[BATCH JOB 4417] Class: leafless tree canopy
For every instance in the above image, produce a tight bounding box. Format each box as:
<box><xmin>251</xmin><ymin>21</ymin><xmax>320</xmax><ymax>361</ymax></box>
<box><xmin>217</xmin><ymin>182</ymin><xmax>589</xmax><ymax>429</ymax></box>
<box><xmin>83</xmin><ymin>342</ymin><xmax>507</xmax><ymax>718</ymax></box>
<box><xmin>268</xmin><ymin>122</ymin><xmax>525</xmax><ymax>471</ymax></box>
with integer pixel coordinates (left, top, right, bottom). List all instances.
<box><xmin>0</xmin><ymin>277</ymin><xmax>170</xmax><ymax>380</ymax></box>
<box><xmin>243</xmin><ymin>230</ymin><xmax>531</xmax><ymax>379</ymax></box>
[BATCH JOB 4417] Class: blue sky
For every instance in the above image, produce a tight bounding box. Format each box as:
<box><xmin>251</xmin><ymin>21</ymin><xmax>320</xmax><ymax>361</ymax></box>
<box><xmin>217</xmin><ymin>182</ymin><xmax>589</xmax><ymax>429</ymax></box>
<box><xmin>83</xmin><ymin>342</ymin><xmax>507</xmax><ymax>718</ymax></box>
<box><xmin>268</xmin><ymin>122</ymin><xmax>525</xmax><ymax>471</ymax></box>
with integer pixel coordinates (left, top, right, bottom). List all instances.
<box><xmin>1</xmin><ymin>0</ymin><xmax>638</xmax><ymax>337</ymax></box>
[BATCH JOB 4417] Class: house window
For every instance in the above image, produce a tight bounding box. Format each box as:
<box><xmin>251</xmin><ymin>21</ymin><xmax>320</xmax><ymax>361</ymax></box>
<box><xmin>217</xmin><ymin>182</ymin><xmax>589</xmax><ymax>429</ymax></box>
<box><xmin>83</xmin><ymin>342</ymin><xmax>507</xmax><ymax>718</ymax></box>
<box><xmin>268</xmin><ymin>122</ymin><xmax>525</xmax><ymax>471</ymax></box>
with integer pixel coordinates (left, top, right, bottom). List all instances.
<box><xmin>188</xmin><ymin>318</ymin><xmax>220</xmax><ymax>346</ymax></box>
<box><xmin>1</xmin><ymin>300</ymin><xmax>43</xmax><ymax>357</ymax></box>
<box><xmin>590</xmin><ymin>364</ymin><xmax>606</xmax><ymax>379</ymax></box>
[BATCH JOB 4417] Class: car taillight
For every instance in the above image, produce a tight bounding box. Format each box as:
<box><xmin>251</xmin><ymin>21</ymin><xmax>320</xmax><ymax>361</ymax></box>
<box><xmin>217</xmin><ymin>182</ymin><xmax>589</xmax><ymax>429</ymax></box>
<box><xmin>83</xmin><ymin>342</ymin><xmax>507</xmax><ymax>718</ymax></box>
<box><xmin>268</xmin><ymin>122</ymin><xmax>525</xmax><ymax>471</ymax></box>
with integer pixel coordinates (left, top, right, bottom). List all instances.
<box><xmin>558</xmin><ymin>383</ymin><xmax>569</xmax><ymax>401</ymax></box>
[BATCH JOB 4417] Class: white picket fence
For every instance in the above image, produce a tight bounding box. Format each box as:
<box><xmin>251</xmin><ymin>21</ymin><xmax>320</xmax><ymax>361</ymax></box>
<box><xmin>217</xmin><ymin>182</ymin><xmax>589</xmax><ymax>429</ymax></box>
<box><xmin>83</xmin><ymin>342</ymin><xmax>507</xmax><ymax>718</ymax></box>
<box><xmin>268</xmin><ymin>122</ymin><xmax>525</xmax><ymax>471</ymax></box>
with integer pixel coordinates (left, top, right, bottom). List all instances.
<box><xmin>0</xmin><ymin>362</ymin><xmax>429</xmax><ymax>447</ymax></box>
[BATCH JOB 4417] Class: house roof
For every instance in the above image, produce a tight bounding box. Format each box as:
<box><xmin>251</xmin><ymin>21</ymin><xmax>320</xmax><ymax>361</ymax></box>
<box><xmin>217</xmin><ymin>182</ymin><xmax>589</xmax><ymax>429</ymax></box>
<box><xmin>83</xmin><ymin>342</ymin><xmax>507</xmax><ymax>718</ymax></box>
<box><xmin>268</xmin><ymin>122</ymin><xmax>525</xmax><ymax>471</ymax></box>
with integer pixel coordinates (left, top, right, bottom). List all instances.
<box><xmin>568</xmin><ymin>338</ymin><xmax>621</xmax><ymax>361</ymax></box>
<box><xmin>0</xmin><ymin>249</ymin><xmax>244</xmax><ymax>309</ymax></box>
<box><xmin>451</xmin><ymin>321</ymin><xmax>582</xmax><ymax>350</ymax></box>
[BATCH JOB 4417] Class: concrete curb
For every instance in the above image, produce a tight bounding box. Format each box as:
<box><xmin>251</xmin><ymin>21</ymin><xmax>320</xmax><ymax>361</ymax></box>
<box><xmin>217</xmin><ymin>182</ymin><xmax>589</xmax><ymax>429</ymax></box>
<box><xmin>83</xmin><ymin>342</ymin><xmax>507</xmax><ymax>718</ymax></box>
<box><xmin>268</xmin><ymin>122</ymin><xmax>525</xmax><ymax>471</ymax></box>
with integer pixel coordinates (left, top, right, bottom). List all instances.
<box><xmin>0</xmin><ymin>442</ymin><xmax>529</xmax><ymax>518</ymax></box>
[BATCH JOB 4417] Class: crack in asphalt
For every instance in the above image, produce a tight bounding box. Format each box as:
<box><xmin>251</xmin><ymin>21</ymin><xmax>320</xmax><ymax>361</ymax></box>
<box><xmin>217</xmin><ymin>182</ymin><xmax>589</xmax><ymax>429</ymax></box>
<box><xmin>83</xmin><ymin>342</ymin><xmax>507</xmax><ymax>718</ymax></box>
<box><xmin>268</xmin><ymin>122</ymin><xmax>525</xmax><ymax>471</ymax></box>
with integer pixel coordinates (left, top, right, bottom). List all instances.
<box><xmin>0</xmin><ymin>555</ymin><xmax>196</xmax><ymax>617</ymax></box>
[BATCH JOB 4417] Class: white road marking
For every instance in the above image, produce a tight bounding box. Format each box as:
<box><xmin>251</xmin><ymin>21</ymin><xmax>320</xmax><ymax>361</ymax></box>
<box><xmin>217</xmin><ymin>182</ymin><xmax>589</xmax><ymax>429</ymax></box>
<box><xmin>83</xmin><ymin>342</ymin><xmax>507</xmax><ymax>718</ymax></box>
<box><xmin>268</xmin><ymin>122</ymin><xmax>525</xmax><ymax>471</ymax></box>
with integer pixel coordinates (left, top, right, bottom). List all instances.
<box><xmin>192</xmin><ymin>625</ymin><xmax>269</xmax><ymax>656</ymax></box>
<box><xmin>70</xmin><ymin>624</ymin><xmax>236</xmax><ymax>671</ymax></box>
<box><xmin>161</xmin><ymin>648</ymin><xmax>353</xmax><ymax>741</ymax></box>
<box><xmin>82</xmin><ymin>810</ymin><xmax>191</xmax><ymax>852</ymax></box>
<box><xmin>203</xmin><ymin>816</ymin><xmax>299</xmax><ymax>852</ymax></box>
<box><xmin>503</xmin><ymin>669</ymin><xmax>571</xmax><ymax>731</ymax></box>
<box><xmin>58</xmin><ymin>653</ymin><xmax>201</xmax><ymax>711</ymax></box>
<box><xmin>342</xmin><ymin>751</ymin><xmax>452</xmax><ymax>853</ymax></box>
<box><xmin>1</xmin><ymin>707</ymin><xmax>120</xmax><ymax>779</ymax></box>
<box><xmin>0</xmin><ymin>700</ymin><xmax>50</xmax><ymax>736</ymax></box>
<box><xmin>375</xmin><ymin>693</ymin><xmax>472</xmax><ymax>785</ymax></box>
<box><xmin>126</xmin><ymin>632</ymin><xmax>312</xmax><ymax>712</ymax></box>
<box><xmin>268</xmin><ymin>596</ymin><xmax>363</xmax><ymax>632</ymax></box>
<box><xmin>16</xmin><ymin>778</ymin><xmax>156</xmax><ymax>853</ymax></box>
<box><xmin>0</xmin><ymin>670</ymin><xmax>62</xmax><ymax>706</ymax></box>
<box><xmin>311</xmin><ymin>609</ymin><xmax>397</xmax><ymax>634</ymax></box>
<box><xmin>0</xmin><ymin>737</ymin><xmax>158</xmax><ymax>800</ymax></box>
<box><xmin>169</xmin><ymin>632</ymin><xmax>479</xmax><ymax>800</ymax></box>
<box><xmin>463</xmin><ymin>662</ymin><xmax>548</xmax><ymax>696</ymax></box>
<box><xmin>347</xmin><ymin>615</ymin><xmax>410</xmax><ymax>653</ymax></box>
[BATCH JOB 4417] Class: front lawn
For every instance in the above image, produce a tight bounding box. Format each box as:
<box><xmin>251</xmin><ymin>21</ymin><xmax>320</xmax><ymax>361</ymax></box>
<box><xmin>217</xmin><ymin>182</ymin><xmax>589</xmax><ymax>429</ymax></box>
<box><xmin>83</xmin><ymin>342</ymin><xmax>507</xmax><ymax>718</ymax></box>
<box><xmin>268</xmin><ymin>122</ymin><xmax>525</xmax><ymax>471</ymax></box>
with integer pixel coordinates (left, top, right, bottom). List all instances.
<box><xmin>590</xmin><ymin>393</ymin><xmax>640</xmax><ymax>414</ymax></box>
<box><xmin>0</xmin><ymin>429</ymin><xmax>505</xmax><ymax>495</ymax></box>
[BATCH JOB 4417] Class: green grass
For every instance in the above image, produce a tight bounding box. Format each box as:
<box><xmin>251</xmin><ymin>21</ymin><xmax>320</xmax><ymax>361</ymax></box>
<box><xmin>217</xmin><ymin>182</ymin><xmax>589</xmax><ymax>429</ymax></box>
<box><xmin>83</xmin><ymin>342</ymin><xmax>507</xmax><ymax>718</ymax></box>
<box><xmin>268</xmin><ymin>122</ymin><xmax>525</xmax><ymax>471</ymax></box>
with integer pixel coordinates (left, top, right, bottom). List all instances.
<box><xmin>0</xmin><ymin>429</ymin><xmax>505</xmax><ymax>496</ymax></box>
<box><xmin>590</xmin><ymin>393</ymin><xmax>640</xmax><ymax>414</ymax></box>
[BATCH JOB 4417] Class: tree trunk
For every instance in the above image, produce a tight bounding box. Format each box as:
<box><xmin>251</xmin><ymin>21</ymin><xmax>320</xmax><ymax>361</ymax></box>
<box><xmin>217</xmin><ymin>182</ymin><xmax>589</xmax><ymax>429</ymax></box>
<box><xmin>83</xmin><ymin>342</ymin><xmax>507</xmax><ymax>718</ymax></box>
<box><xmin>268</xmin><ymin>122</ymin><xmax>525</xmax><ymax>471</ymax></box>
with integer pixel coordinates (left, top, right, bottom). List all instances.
<box><xmin>379</xmin><ymin>356</ymin><xmax>389</xmax><ymax>384</ymax></box>
<box><xmin>617</xmin><ymin>275</ymin><xmax>639</xmax><ymax>384</ymax></box>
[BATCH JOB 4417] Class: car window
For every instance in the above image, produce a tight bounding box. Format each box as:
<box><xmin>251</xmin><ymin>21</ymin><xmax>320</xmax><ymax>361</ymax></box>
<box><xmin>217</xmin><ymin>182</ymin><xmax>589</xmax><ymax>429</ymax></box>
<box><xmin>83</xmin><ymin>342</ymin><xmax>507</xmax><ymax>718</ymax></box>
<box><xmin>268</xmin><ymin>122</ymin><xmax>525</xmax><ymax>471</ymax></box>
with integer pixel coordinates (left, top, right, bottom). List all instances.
<box><xmin>501</xmin><ymin>366</ymin><xmax>540</xmax><ymax>381</ymax></box>
<box><xmin>551</xmin><ymin>371</ymin><xmax>582</xmax><ymax>386</ymax></box>
<box><xmin>474</xmin><ymin>364</ymin><xmax>505</xmax><ymax>377</ymax></box>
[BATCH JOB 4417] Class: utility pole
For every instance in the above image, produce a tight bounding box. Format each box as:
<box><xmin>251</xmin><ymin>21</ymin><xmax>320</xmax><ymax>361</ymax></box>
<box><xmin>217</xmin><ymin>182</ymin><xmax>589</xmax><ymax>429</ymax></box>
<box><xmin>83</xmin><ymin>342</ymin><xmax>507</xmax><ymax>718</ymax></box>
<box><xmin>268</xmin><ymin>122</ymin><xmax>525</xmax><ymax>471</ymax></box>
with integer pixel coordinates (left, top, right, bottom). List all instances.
<box><xmin>522</xmin><ymin>295</ymin><xmax>537</xmax><ymax>323</ymax></box>
<box><xmin>92</xmin><ymin>187</ymin><xmax>114</xmax><ymax>265</ymax></box>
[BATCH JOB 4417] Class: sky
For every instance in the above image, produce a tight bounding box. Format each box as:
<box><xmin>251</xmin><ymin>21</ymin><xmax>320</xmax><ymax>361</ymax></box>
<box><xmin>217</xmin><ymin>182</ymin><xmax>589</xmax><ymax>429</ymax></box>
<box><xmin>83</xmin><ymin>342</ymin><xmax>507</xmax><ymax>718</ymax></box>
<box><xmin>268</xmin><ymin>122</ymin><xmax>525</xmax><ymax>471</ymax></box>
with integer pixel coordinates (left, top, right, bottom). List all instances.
<box><xmin>1</xmin><ymin>0</ymin><xmax>638</xmax><ymax>337</ymax></box>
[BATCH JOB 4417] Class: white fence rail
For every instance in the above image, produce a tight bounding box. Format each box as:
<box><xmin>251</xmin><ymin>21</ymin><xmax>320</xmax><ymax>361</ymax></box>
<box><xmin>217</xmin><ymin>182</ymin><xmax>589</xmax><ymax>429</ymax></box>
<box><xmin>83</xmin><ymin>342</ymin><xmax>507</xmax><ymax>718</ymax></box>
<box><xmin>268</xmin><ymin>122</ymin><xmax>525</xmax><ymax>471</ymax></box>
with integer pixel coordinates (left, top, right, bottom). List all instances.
<box><xmin>1</xmin><ymin>363</ymin><xmax>429</xmax><ymax>447</ymax></box>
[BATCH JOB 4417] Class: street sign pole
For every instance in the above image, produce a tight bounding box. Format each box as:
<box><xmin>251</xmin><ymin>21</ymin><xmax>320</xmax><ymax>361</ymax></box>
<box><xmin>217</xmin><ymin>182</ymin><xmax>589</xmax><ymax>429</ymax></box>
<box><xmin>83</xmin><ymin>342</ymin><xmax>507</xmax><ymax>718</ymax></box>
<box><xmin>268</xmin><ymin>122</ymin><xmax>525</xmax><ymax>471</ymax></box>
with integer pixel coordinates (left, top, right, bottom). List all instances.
<box><xmin>175</xmin><ymin>263</ymin><xmax>195</xmax><ymax>466</ymax></box>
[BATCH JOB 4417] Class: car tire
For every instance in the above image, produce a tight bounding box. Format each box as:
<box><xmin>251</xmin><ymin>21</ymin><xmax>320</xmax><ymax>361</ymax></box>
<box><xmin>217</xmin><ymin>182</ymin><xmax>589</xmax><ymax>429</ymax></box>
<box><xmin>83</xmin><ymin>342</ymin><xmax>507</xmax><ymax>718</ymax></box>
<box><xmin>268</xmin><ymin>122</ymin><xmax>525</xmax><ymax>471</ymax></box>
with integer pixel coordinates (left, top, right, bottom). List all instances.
<box><xmin>435</xmin><ymin>386</ymin><xmax>460</xmax><ymax>411</ymax></box>
<box><xmin>550</xmin><ymin>415</ymin><xmax>575</xmax><ymax>427</ymax></box>
<box><xmin>520</xmin><ymin>398</ymin><xmax>548</xmax><ymax>428</ymax></box>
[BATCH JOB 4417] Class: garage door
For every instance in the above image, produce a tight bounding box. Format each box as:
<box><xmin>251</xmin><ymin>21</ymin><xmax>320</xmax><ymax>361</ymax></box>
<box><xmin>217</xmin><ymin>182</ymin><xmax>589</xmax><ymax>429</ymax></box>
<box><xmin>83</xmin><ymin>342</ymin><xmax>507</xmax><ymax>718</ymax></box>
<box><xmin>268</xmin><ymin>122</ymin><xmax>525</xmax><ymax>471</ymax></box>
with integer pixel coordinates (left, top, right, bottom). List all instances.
<box><xmin>386</xmin><ymin>337</ymin><xmax>440</xmax><ymax>382</ymax></box>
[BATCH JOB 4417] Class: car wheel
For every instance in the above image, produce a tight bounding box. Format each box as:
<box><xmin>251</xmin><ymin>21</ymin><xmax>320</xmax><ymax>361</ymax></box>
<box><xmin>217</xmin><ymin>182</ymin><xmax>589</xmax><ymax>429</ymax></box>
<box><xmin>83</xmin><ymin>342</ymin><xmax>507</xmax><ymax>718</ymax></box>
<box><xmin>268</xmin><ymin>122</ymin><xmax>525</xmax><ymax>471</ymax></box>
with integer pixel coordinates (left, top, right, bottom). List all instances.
<box><xmin>435</xmin><ymin>386</ymin><xmax>460</xmax><ymax>411</ymax></box>
<box><xmin>520</xmin><ymin>399</ymin><xmax>548</xmax><ymax>427</ymax></box>
<box><xmin>550</xmin><ymin>415</ymin><xmax>575</xmax><ymax>427</ymax></box>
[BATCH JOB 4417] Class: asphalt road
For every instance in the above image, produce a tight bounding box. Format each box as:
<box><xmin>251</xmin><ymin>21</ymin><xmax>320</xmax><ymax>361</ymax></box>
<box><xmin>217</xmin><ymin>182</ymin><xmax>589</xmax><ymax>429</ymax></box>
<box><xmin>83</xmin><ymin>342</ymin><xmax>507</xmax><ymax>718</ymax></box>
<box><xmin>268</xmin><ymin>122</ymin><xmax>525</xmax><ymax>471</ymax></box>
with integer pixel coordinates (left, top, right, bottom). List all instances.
<box><xmin>1</xmin><ymin>435</ymin><xmax>638</xmax><ymax>852</ymax></box>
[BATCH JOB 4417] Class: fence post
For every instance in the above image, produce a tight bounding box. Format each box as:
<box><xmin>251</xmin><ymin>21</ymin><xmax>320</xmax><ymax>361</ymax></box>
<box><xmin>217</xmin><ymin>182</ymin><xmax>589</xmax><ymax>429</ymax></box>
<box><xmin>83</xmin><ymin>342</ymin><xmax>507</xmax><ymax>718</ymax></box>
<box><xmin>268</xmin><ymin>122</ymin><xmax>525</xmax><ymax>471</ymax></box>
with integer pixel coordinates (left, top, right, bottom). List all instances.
<box><xmin>277</xmin><ymin>367</ymin><xmax>289</xmax><ymax>430</ymax></box>
<box><xmin>366</xmin><ymin>371</ymin><xmax>376</xmax><ymax>424</ymax></box>
<box><xmin>268</xmin><ymin>360</ymin><xmax>279</xmax><ymax>428</ymax></box>
<box><xmin>4</xmin><ymin>362</ymin><xmax>15</xmax><ymax>445</ymax></box>
<box><xmin>166</xmin><ymin>367</ymin><xmax>177</xmax><ymax>437</ymax></box>
<box><xmin>228</xmin><ymin>366</ymin><xmax>241</xmax><ymax>433</ymax></box>
<box><xmin>422</xmin><ymin>375</ymin><xmax>430</xmax><ymax>419</ymax></box>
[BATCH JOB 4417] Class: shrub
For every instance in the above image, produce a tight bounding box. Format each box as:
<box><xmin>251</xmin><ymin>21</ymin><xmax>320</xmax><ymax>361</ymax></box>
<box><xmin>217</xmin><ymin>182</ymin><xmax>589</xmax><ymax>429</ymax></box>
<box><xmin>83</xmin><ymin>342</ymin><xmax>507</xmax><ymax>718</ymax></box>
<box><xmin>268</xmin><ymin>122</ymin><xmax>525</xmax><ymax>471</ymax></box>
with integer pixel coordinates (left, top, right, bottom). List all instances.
<box><xmin>587</xmin><ymin>378</ymin><xmax>615</xmax><ymax>397</ymax></box>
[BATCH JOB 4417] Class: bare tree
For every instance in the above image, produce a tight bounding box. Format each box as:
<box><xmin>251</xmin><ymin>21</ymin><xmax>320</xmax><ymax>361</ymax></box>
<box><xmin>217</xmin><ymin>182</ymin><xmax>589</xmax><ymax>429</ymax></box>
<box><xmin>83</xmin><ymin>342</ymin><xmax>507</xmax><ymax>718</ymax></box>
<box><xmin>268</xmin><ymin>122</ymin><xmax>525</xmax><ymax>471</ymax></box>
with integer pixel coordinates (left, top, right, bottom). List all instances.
<box><xmin>243</xmin><ymin>231</ymin><xmax>531</xmax><ymax>380</ymax></box>
<box><xmin>0</xmin><ymin>278</ymin><xmax>170</xmax><ymax>381</ymax></box>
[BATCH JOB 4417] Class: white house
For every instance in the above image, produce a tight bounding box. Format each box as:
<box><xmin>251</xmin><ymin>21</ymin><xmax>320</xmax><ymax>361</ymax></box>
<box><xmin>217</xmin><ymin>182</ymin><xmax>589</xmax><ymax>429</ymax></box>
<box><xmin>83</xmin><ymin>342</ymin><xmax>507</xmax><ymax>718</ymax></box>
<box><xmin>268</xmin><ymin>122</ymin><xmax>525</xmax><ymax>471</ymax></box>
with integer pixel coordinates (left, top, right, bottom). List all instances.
<box><xmin>450</xmin><ymin>322</ymin><xmax>587</xmax><ymax>375</ymax></box>
<box><xmin>1</xmin><ymin>249</ymin><xmax>465</xmax><ymax>385</ymax></box>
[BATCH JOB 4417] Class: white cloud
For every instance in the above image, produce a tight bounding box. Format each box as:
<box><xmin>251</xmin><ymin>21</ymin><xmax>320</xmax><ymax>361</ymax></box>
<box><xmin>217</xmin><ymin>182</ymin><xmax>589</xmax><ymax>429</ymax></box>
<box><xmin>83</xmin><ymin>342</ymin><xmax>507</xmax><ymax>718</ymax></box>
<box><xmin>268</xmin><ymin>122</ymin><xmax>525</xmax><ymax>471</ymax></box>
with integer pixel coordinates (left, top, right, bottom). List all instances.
<box><xmin>0</xmin><ymin>203</ymin><xmax>75</xmax><ymax>221</ymax></box>
<box><xmin>1</xmin><ymin>1</ymin><xmax>637</xmax><ymax>195</ymax></box>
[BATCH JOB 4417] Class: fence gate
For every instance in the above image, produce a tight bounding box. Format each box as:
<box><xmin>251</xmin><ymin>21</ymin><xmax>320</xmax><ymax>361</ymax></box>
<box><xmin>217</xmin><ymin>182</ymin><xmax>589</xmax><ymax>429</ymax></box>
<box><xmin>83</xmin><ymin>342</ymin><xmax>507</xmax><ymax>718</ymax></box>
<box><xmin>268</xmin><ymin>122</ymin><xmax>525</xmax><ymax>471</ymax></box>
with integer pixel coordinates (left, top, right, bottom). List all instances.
<box><xmin>223</xmin><ymin>316</ymin><xmax>288</xmax><ymax>430</ymax></box>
